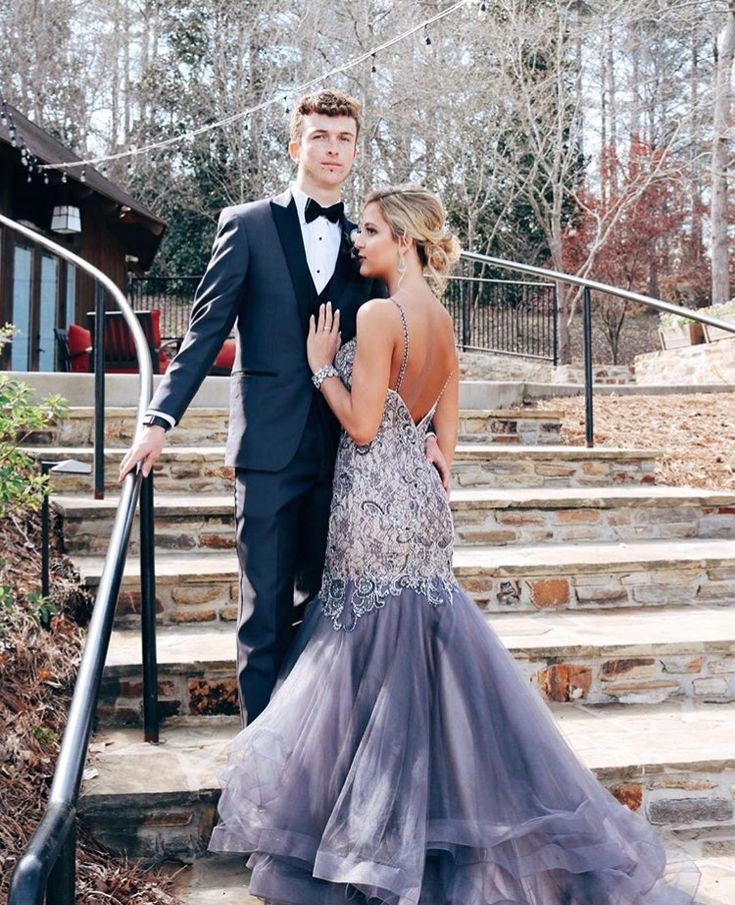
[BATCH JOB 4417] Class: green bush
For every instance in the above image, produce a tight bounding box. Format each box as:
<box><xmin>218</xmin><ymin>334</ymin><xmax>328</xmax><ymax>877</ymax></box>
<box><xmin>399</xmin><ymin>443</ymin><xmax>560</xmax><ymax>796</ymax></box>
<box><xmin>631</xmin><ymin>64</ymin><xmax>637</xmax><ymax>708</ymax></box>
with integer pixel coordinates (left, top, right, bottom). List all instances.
<box><xmin>0</xmin><ymin>324</ymin><xmax>68</xmax><ymax>517</ymax></box>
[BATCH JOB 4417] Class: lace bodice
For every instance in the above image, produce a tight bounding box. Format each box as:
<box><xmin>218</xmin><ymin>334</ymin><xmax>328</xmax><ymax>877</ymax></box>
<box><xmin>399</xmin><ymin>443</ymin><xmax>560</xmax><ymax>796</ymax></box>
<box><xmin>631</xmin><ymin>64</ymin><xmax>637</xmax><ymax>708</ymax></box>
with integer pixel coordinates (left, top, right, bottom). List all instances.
<box><xmin>319</xmin><ymin>299</ymin><xmax>458</xmax><ymax>631</ymax></box>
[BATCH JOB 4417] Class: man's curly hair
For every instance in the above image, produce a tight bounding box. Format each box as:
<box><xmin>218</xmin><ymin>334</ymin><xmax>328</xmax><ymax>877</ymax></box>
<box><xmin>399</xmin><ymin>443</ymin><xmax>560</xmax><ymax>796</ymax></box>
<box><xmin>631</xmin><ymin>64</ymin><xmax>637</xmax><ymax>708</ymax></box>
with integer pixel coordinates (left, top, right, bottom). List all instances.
<box><xmin>289</xmin><ymin>89</ymin><xmax>362</xmax><ymax>143</ymax></box>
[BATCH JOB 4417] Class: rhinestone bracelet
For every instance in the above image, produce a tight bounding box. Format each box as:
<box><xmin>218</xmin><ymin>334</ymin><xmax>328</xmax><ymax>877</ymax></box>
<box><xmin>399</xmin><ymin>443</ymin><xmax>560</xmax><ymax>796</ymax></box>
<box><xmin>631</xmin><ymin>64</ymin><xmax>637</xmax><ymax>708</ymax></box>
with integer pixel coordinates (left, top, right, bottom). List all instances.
<box><xmin>312</xmin><ymin>364</ymin><xmax>340</xmax><ymax>390</ymax></box>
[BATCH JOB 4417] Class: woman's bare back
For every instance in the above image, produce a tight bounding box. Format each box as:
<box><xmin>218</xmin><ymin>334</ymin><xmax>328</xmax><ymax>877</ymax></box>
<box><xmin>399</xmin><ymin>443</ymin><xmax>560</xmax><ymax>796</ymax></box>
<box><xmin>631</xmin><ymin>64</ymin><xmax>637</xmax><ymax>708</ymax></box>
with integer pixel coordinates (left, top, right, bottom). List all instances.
<box><xmin>386</xmin><ymin>292</ymin><xmax>457</xmax><ymax>424</ymax></box>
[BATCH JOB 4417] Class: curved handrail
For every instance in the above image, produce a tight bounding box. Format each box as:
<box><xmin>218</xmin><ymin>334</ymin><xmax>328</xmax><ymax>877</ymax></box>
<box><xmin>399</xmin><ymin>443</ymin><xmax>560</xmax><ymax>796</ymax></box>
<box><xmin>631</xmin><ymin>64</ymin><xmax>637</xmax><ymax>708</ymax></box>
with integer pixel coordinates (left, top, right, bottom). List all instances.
<box><xmin>1</xmin><ymin>213</ymin><xmax>154</xmax><ymax>905</ymax></box>
<box><xmin>460</xmin><ymin>250</ymin><xmax>735</xmax><ymax>335</ymax></box>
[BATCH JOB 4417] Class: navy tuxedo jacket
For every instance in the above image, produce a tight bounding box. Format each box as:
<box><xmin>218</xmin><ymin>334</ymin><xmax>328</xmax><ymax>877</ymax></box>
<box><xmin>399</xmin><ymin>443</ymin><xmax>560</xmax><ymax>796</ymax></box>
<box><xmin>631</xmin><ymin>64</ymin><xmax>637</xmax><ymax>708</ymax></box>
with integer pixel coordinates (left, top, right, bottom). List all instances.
<box><xmin>147</xmin><ymin>189</ymin><xmax>384</xmax><ymax>471</ymax></box>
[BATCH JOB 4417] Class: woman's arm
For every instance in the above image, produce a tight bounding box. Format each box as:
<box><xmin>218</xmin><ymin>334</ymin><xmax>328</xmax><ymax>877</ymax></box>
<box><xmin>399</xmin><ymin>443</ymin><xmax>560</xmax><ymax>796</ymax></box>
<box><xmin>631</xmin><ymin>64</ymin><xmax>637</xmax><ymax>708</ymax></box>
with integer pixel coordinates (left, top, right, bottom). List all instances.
<box><xmin>308</xmin><ymin>301</ymin><xmax>395</xmax><ymax>446</ymax></box>
<box><xmin>431</xmin><ymin>361</ymin><xmax>459</xmax><ymax>468</ymax></box>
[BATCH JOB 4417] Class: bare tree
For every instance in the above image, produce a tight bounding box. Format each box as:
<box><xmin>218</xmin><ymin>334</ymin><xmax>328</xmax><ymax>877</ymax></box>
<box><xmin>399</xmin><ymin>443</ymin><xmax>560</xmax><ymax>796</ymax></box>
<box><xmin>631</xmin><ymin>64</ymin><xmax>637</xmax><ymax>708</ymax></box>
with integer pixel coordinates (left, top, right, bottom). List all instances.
<box><xmin>710</xmin><ymin>0</ymin><xmax>735</xmax><ymax>307</ymax></box>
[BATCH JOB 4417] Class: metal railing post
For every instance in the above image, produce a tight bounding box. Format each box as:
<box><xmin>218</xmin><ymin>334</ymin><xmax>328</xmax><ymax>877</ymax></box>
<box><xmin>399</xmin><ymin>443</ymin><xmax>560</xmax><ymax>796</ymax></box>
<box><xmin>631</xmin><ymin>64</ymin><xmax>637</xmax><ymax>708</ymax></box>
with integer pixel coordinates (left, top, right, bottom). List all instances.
<box><xmin>461</xmin><ymin>280</ymin><xmax>471</xmax><ymax>350</ymax></box>
<box><xmin>93</xmin><ymin>282</ymin><xmax>106</xmax><ymax>500</ymax></box>
<box><xmin>582</xmin><ymin>286</ymin><xmax>594</xmax><ymax>448</ymax></box>
<box><xmin>552</xmin><ymin>283</ymin><xmax>559</xmax><ymax>366</ymax></box>
<box><xmin>46</xmin><ymin>820</ymin><xmax>75</xmax><ymax>905</ymax></box>
<box><xmin>139</xmin><ymin>471</ymin><xmax>159</xmax><ymax>743</ymax></box>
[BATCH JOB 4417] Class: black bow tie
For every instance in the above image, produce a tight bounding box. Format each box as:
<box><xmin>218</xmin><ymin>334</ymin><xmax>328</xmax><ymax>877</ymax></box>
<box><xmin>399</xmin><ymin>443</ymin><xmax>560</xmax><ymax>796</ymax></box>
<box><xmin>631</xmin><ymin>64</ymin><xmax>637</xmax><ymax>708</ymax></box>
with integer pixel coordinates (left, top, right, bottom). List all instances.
<box><xmin>304</xmin><ymin>197</ymin><xmax>344</xmax><ymax>224</ymax></box>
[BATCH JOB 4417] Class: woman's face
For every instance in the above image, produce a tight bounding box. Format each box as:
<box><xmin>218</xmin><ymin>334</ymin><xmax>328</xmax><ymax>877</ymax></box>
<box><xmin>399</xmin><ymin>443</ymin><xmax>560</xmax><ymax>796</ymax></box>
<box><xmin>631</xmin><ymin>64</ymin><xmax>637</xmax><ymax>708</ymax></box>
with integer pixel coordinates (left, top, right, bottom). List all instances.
<box><xmin>353</xmin><ymin>202</ymin><xmax>400</xmax><ymax>281</ymax></box>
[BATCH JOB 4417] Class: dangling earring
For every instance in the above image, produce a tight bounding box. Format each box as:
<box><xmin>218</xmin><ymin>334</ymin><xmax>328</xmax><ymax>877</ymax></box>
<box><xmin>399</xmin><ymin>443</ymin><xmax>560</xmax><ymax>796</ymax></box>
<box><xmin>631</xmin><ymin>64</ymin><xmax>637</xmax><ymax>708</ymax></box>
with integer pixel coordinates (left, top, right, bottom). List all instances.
<box><xmin>397</xmin><ymin>251</ymin><xmax>407</xmax><ymax>288</ymax></box>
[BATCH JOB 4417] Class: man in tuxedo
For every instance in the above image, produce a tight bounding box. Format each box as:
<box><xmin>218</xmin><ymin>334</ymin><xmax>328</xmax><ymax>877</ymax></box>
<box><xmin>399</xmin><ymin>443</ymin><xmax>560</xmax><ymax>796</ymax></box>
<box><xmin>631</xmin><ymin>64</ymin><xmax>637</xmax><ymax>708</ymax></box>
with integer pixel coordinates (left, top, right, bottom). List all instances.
<box><xmin>119</xmin><ymin>89</ymin><xmax>448</xmax><ymax>725</ymax></box>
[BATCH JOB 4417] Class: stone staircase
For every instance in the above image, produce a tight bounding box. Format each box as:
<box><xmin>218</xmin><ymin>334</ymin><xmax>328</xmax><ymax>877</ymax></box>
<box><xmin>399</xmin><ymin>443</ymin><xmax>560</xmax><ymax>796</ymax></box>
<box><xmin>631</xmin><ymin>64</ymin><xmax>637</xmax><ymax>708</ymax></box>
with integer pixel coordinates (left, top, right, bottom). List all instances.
<box><xmin>28</xmin><ymin>395</ymin><xmax>735</xmax><ymax>903</ymax></box>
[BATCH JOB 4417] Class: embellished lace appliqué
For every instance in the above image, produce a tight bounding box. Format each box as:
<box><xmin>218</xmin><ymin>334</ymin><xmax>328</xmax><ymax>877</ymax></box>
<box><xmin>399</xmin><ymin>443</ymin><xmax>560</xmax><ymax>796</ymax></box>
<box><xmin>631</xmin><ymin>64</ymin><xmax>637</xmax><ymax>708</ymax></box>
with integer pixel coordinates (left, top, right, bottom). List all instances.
<box><xmin>318</xmin><ymin>307</ymin><xmax>458</xmax><ymax>633</ymax></box>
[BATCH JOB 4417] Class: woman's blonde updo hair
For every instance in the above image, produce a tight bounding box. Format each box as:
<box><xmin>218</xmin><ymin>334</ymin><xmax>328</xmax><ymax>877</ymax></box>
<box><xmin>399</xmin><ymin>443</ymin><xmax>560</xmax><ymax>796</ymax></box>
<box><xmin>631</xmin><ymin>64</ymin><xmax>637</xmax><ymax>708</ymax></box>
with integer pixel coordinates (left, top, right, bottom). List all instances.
<box><xmin>363</xmin><ymin>183</ymin><xmax>461</xmax><ymax>293</ymax></box>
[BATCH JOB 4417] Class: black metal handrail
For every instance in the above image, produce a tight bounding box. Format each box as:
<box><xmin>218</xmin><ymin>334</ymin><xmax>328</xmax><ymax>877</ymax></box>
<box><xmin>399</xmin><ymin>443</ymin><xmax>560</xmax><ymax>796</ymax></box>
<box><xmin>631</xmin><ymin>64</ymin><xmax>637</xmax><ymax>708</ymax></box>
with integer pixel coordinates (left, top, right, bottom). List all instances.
<box><xmin>1</xmin><ymin>213</ymin><xmax>159</xmax><ymax>905</ymax></box>
<box><xmin>460</xmin><ymin>250</ymin><xmax>735</xmax><ymax>446</ymax></box>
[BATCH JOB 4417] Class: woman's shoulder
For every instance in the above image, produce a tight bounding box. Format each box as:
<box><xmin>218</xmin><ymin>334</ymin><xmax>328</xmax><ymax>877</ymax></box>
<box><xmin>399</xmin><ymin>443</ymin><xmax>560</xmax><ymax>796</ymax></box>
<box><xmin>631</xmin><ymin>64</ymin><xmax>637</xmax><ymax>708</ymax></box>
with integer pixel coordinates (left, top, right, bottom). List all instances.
<box><xmin>356</xmin><ymin>297</ymin><xmax>401</xmax><ymax>329</ymax></box>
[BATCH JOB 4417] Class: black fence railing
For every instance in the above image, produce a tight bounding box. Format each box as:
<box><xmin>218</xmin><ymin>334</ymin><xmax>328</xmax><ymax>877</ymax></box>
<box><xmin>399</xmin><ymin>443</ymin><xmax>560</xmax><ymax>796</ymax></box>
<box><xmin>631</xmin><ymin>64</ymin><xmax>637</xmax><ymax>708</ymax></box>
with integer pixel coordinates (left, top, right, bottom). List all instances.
<box><xmin>128</xmin><ymin>275</ymin><xmax>201</xmax><ymax>340</ymax></box>
<box><xmin>443</xmin><ymin>272</ymin><xmax>557</xmax><ymax>363</ymax></box>
<box><xmin>131</xmin><ymin>272</ymin><xmax>558</xmax><ymax>363</ymax></box>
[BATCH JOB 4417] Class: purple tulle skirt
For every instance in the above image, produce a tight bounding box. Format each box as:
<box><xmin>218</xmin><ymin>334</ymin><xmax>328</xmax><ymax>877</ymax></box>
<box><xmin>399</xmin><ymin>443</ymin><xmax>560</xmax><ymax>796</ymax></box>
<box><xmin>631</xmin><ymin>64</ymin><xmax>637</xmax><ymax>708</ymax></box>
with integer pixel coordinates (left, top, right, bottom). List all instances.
<box><xmin>208</xmin><ymin>585</ymin><xmax>700</xmax><ymax>905</ymax></box>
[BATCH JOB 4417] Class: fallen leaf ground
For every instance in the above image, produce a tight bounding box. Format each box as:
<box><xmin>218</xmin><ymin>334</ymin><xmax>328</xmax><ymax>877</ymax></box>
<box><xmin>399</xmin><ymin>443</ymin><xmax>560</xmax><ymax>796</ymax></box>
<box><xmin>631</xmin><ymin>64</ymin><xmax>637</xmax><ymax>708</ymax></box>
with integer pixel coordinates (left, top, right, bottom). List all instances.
<box><xmin>0</xmin><ymin>510</ymin><xmax>182</xmax><ymax>904</ymax></box>
<box><xmin>534</xmin><ymin>392</ymin><xmax>735</xmax><ymax>490</ymax></box>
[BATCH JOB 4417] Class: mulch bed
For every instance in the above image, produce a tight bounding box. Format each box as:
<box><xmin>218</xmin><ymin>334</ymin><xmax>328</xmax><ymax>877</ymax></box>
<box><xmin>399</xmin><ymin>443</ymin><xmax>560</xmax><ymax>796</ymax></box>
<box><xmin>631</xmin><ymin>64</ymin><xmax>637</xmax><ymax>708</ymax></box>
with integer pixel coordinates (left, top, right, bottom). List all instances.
<box><xmin>534</xmin><ymin>392</ymin><xmax>735</xmax><ymax>490</ymax></box>
<box><xmin>0</xmin><ymin>510</ymin><xmax>182</xmax><ymax>904</ymax></box>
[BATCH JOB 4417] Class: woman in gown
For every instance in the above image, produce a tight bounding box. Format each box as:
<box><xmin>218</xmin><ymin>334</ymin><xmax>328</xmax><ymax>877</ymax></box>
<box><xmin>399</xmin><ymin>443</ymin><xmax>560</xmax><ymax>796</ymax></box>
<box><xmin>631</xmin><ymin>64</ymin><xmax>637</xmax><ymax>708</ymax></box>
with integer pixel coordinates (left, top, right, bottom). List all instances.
<box><xmin>208</xmin><ymin>184</ymin><xmax>700</xmax><ymax>905</ymax></box>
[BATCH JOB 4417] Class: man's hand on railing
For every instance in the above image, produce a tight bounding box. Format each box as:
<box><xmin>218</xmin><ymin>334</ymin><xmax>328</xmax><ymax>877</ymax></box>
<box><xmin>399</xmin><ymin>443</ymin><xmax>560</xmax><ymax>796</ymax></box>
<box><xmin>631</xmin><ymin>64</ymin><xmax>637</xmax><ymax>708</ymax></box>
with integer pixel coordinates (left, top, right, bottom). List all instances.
<box><xmin>118</xmin><ymin>426</ymin><xmax>166</xmax><ymax>481</ymax></box>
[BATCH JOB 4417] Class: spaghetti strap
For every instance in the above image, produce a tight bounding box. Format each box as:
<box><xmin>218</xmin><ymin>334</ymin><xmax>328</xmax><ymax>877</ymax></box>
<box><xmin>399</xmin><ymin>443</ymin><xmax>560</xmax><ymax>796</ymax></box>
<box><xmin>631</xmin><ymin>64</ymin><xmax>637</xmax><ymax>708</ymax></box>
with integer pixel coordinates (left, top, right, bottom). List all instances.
<box><xmin>391</xmin><ymin>298</ymin><xmax>409</xmax><ymax>394</ymax></box>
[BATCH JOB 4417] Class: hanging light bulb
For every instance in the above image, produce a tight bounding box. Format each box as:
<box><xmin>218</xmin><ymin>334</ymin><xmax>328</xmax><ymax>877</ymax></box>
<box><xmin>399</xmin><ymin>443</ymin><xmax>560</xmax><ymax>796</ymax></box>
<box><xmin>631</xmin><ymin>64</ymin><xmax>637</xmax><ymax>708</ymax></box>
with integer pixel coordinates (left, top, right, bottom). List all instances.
<box><xmin>61</xmin><ymin>171</ymin><xmax>68</xmax><ymax>184</ymax></box>
<box><xmin>371</xmin><ymin>52</ymin><xmax>377</xmax><ymax>74</ymax></box>
<box><xmin>424</xmin><ymin>26</ymin><xmax>432</xmax><ymax>46</ymax></box>
<box><xmin>478</xmin><ymin>1</ymin><xmax>487</xmax><ymax>19</ymax></box>
<box><xmin>80</xmin><ymin>167</ymin><xmax>87</xmax><ymax>183</ymax></box>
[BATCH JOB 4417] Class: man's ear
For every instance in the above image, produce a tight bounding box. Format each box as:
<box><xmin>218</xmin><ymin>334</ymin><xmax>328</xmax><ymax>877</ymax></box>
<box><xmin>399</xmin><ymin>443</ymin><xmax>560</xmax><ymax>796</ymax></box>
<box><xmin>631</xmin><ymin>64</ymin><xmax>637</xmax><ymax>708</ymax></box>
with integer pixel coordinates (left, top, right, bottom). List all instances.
<box><xmin>288</xmin><ymin>140</ymin><xmax>300</xmax><ymax>164</ymax></box>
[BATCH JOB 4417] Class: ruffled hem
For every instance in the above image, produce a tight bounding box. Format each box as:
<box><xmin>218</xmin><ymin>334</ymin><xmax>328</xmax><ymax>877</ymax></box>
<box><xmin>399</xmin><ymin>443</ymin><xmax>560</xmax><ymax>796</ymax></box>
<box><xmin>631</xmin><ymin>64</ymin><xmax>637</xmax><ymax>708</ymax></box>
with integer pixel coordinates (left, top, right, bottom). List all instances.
<box><xmin>208</xmin><ymin>583</ymin><xmax>701</xmax><ymax>905</ymax></box>
<box><xmin>209</xmin><ymin>828</ymin><xmax>700</xmax><ymax>905</ymax></box>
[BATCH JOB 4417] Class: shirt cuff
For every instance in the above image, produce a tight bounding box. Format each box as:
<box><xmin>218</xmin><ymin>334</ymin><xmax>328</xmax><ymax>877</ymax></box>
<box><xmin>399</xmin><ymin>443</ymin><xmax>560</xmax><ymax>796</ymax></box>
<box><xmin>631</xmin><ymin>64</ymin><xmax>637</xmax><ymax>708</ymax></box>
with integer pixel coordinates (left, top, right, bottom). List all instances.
<box><xmin>145</xmin><ymin>409</ymin><xmax>176</xmax><ymax>430</ymax></box>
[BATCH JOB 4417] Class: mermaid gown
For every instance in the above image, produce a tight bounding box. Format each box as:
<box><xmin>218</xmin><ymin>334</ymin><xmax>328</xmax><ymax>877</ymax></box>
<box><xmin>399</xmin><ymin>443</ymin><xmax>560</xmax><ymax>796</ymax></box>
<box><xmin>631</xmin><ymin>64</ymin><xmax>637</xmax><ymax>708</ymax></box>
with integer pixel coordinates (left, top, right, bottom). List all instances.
<box><xmin>208</xmin><ymin>300</ymin><xmax>700</xmax><ymax>905</ymax></box>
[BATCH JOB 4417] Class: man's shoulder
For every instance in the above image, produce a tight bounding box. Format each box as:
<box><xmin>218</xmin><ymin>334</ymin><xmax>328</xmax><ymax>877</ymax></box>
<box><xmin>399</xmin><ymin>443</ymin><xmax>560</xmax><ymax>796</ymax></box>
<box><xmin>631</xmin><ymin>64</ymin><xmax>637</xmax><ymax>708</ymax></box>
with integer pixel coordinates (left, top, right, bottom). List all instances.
<box><xmin>220</xmin><ymin>191</ymin><xmax>290</xmax><ymax>220</ymax></box>
<box><xmin>219</xmin><ymin>196</ymin><xmax>276</xmax><ymax>223</ymax></box>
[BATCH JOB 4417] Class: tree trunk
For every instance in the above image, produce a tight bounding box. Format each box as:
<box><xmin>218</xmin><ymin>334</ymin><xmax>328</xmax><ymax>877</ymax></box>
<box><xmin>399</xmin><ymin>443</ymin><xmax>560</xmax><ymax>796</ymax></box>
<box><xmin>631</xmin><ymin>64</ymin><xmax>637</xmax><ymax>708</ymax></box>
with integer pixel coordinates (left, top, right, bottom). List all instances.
<box><xmin>690</xmin><ymin>41</ymin><xmax>705</xmax><ymax>267</ymax></box>
<box><xmin>710</xmin><ymin>2</ymin><xmax>735</xmax><ymax>307</ymax></box>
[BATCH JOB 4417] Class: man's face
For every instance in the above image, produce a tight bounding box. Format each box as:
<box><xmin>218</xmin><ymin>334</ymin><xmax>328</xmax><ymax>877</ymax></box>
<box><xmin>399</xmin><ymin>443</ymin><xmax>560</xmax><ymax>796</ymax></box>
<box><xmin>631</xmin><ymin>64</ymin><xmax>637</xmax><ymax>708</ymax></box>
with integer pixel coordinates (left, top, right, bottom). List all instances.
<box><xmin>289</xmin><ymin>113</ymin><xmax>358</xmax><ymax>195</ymax></box>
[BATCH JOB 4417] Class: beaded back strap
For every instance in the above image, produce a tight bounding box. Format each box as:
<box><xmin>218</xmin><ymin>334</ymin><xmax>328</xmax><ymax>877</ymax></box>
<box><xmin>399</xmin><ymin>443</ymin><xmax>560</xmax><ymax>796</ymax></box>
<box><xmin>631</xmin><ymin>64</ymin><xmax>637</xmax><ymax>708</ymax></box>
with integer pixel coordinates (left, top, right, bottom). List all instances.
<box><xmin>392</xmin><ymin>298</ymin><xmax>409</xmax><ymax>393</ymax></box>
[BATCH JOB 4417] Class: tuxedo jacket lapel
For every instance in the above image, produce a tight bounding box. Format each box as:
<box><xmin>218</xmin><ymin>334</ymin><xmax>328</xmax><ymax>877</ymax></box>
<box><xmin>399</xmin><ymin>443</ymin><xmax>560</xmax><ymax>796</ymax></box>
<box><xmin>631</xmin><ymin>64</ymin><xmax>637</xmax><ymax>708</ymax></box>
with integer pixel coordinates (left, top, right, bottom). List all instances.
<box><xmin>270</xmin><ymin>189</ymin><xmax>317</xmax><ymax>335</ymax></box>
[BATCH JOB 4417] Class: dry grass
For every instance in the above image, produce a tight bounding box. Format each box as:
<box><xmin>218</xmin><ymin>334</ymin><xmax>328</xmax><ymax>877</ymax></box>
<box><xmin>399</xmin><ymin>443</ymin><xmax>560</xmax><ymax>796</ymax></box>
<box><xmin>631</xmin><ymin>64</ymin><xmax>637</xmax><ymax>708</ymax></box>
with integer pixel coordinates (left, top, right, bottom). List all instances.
<box><xmin>535</xmin><ymin>392</ymin><xmax>735</xmax><ymax>490</ymax></box>
<box><xmin>0</xmin><ymin>511</ymin><xmax>182</xmax><ymax>904</ymax></box>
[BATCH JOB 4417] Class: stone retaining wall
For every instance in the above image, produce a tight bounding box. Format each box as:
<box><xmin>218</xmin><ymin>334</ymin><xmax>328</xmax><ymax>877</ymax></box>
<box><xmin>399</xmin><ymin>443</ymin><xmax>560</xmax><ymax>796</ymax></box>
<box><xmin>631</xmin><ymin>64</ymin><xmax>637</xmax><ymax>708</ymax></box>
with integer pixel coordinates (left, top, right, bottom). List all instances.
<box><xmin>551</xmin><ymin>363</ymin><xmax>636</xmax><ymax>385</ymax></box>
<box><xmin>451</xmin><ymin>451</ymin><xmax>657</xmax><ymax>489</ymax></box>
<box><xmin>454</xmin><ymin>502</ymin><xmax>735</xmax><ymax>546</ymax></box>
<box><xmin>459</xmin><ymin>351</ymin><xmax>553</xmax><ymax>381</ymax></box>
<box><xmin>461</xmin><ymin>564</ymin><xmax>735</xmax><ymax>614</ymax></box>
<box><xmin>634</xmin><ymin>337</ymin><xmax>735</xmax><ymax>385</ymax></box>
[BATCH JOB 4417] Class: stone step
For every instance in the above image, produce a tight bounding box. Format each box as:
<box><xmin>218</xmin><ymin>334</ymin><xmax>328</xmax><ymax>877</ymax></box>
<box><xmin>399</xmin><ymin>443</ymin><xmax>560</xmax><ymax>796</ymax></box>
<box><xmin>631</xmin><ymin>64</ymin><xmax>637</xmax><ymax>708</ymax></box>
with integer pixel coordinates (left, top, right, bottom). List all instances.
<box><xmin>78</xmin><ymin>702</ymin><xmax>735</xmax><ymax>861</ymax></box>
<box><xmin>35</xmin><ymin>443</ymin><xmax>662</xmax><ymax>497</ymax></box>
<box><xmin>449</xmin><ymin>486</ymin><xmax>735</xmax><ymax>545</ymax></box>
<box><xmin>28</xmin><ymin>406</ymin><xmax>564</xmax><ymax>448</ymax></box>
<box><xmin>22</xmin><ymin>370</ymin><xmax>735</xmax><ymax>412</ymax></box>
<box><xmin>170</xmin><ymin>851</ymin><xmax>735</xmax><ymax>905</ymax></box>
<box><xmin>73</xmin><ymin>537</ymin><xmax>735</xmax><ymax>627</ymax></box>
<box><xmin>98</xmin><ymin>606</ymin><xmax>735</xmax><ymax>727</ymax></box>
<box><xmin>52</xmin><ymin>486</ymin><xmax>735</xmax><ymax>555</ymax></box>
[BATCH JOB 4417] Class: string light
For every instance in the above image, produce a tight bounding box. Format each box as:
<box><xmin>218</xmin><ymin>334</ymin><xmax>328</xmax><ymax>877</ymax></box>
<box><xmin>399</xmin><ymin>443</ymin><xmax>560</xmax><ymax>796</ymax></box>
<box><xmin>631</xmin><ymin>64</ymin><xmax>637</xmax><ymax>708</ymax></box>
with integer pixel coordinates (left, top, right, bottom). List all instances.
<box><xmin>371</xmin><ymin>53</ymin><xmax>377</xmax><ymax>74</ymax></box>
<box><xmin>425</xmin><ymin>26</ymin><xmax>432</xmax><ymax>46</ymax></box>
<box><xmin>38</xmin><ymin>0</ymin><xmax>473</xmax><ymax>174</ymax></box>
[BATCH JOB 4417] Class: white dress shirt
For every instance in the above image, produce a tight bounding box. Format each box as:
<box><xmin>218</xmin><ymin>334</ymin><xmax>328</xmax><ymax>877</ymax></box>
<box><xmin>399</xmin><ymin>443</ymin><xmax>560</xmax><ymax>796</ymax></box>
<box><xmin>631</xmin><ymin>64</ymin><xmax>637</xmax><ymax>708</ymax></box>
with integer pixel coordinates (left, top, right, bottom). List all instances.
<box><xmin>291</xmin><ymin>184</ymin><xmax>342</xmax><ymax>295</ymax></box>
